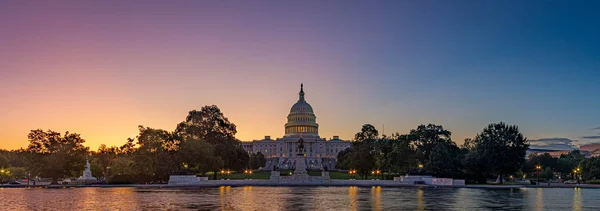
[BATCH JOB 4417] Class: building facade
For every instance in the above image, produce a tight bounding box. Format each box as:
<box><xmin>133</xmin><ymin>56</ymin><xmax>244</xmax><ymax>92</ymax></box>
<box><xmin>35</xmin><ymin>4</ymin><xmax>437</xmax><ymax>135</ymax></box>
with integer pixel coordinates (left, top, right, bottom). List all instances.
<box><xmin>241</xmin><ymin>84</ymin><xmax>352</xmax><ymax>170</ymax></box>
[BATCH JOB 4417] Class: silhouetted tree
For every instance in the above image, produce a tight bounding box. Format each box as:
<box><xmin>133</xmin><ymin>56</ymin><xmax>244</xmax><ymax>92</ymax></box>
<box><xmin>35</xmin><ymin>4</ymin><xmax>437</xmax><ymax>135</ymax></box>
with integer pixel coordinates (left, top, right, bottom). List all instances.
<box><xmin>26</xmin><ymin>129</ymin><xmax>89</xmax><ymax>184</ymax></box>
<box><xmin>408</xmin><ymin>124</ymin><xmax>452</xmax><ymax>166</ymax></box>
<box><xmin>469</xmin><ymin>122</ymin><xmax>529</xmax><ymax>184</ymax></box>
<box><xmin>174</xmin><ymin>105</ymin><xmax>248</xmax><ymax>178</ymax></box>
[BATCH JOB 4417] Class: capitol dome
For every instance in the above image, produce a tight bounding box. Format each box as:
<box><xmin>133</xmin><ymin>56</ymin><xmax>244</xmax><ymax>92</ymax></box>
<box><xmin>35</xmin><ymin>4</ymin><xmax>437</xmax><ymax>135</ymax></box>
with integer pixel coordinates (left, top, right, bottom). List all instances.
<box><xmin>284</xmin><ymin>84</ymin><xmax>319</xmax><ymax>138</ymax></box>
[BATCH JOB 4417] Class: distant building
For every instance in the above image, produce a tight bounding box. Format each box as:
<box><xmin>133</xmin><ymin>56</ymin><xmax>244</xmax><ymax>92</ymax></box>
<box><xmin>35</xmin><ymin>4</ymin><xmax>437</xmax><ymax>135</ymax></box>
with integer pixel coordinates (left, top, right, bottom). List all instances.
<box><xmin>526</xmin><ymin>148</ymin><xmax>589</xmax><ymax>159</ymax></box>
<box><xmin>526</xmin><ymin>149</ymin><xmax>564</xmax><ymax>158</ymax></box>
<box><xmin>241</xmin><ymin>84</ymin><xmax>351</xmax><ymax>170</ymax></box>
<box><xmin>580</xmin><ymin>144</ymin><xmax>600</xmax><ymax>158</ymax></box>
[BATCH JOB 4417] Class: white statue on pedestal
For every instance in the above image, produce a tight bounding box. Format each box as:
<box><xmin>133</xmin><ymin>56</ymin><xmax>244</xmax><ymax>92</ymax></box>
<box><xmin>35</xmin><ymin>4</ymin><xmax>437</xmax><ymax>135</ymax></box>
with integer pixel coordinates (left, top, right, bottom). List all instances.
<box><xmin>77</xmin><ymin>160</ymin><xmax>97</xmax><ymax>183</ymax></box>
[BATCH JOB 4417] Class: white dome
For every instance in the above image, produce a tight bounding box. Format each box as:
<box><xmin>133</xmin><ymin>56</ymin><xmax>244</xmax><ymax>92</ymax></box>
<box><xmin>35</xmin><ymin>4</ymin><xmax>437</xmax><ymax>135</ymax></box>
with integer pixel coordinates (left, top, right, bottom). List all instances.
<box><xmin>284</xmin><ymin>84</ymin><xmax>319</xmax><ymax>138</ymax></box>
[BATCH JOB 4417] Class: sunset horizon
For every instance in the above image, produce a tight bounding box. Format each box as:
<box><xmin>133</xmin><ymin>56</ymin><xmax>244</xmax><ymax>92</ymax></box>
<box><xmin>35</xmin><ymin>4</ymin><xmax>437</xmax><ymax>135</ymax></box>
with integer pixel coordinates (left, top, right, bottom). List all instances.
<box><xmin>2</xmin><ymin>1</ymin><xmax>599</xmax><ymax>151</ymax></box>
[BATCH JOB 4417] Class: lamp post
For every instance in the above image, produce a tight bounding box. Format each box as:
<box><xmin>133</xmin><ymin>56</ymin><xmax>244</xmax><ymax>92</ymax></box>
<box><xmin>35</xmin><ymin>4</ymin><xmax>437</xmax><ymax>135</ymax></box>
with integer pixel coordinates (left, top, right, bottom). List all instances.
<box><xmin>574</xmin><ymin>168</ymin><xmax>580</xmax><ymax>185</ymax></box>
<box><xmin>220</xmin><ymin>170</ymin><xmax>225</xmax><ymax>180</ymax></box>
<box><xmin>244</xmin><ymin>170</ymin><xmax>252</xmax><ymax>180</ymax></box>
<box><xmin>376</xmin><ymin>170</ymin><xmax>381</xmax><ymax>180</ymax></box>
<box><xmin>227</xmin><ymin>170</ymin><xmax>231</xmax><ymax>180</ymax></box>
<box><xmin>535</xmin><ymin>165</ymin><xmax>541</xmax><ymax>186</ymax></box>
<box><xmin>0</xmin><ymin>169</ymin><xmax>4</xmax><ymax>185</ymax></box>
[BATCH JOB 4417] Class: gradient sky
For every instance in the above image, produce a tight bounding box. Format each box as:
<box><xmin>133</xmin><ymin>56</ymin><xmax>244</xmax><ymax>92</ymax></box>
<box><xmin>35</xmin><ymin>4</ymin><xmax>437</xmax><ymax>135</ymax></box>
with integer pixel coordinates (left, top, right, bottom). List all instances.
<box><xmin>1</xmin><ymin>0</ymin><xmax>599</xmax><ymax>151</ymax></box>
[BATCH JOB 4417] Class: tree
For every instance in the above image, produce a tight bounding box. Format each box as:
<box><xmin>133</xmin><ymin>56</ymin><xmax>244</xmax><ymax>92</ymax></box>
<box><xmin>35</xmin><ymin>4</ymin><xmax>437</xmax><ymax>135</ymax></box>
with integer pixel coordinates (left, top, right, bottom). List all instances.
<box><xmin>91</xmin><ymin>144</ymin><xmax>119</xmax><ymax>181</ymax></box>
<box><xmin>580</xmin><ymin>157</ymin><xmax>600</xmax><ymax>181</ymax></box>
<box><xmin>336</xmin><ymin>148</ymin><xmax>354</xmax><ymax>170</ymax></box>
<box><xmin>26</xmin><ymin>129</ymin><xmax>89</xmax><ymax>184</ymax></box>
<box><xmin>470</xmin><ymin>122</ymin><xmax>529</xmax><ymax>184</ymax></box>
<box><xmin>175</xmin><ymin>137</ymin><xmax>219</xmax><ymax>175</ymax></box>
<box><xmin>388</xmin><ymin>134</ymin><xmax>417</xmax><ymax>175</ymax></box>
<box><xmin>249</xmin><ymin>152</ymin><xmax>266</xmax><ymax>170</ymax></box>
<box><xmin>174</xmin><ymin>105</ymin><xmax>248</xmax><ymax>177</ymax></box>
<box><xmin>348</xmin><ymin>142</ymin><xmax>376</xmax><ymax>179</ymax></box>
<box><xmin>341</xmin><ymin>124</ymin><xmax>380</xmax><ymax>179</ymax></box>
<box><xmin>408</xmin><ymin>124</ymin><xmax>452</xmax><ymax>165</ymax></box>
<box><xmin>0</xmin><ymin>152</ymin><xmax>8</xmax><ymax>169</ymax></box>
<box><xmin>556</xmin><ymin>150</ymin><xmax>586</xmax><ymax>175</ymax></box>
<box><xmin>354</xmin><ymin>124</ymin><xmax>379</xmax><ymax>143</ymax></box>
<box><xmin>524</xmin><ymin>153</ymin><xmax>557</xmax><ymax>173</ymax></box>
<box><xmin>427</xmin><ymin>142</ymin><xmax>463</xmax><ymax>178</ymax></box>
<box><xmin>543</xmin><ymin>167</ymin><xmax>554</xmax><ymax>180</ymax></box>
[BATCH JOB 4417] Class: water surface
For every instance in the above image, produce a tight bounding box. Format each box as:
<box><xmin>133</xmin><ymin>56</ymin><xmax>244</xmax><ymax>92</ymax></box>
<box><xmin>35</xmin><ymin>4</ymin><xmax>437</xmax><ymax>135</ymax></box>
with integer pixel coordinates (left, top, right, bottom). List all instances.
<box><xmin>0</xmin><ymin>186</ymin><xmax>597</xmax><ymax>210</ymax></box>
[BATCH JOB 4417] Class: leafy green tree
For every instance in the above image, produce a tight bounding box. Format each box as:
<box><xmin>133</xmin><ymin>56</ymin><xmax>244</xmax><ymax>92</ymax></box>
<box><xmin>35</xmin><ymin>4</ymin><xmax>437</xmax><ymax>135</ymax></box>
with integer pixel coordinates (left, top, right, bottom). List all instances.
<box><xmin>26</xmin><ymin>129</ymin><xmax>89</xmax><ymax>184</ymax></box>
<box><xmin>336</xmin><ymin>148</ymin><xmax>354</xmax><ymax>170</ymax></box>
<box><xmin>249</xmin><ymin>152</ymin><xmax>266</xmax><ymax>170</ymax></box>
<box><xmin>556</xmin><ymin>150</ymin><xmax>586</xmax><ymax>175</ymax></box>
<box><xmin>388</xmin><ymin>134</ymin><xmax>417</xmax><ymax>175</ymax></box>
<box><xmin>176</xmin><ymin>137</ymin><xmax>220</xmax><ymax>175</ymax></box>
<box><xmin>348</xmin><ymin>142</ymin><xmax>376</xmax><ymax>179</ymax></box>
<box><xmin>543</xmin><ymin>167</ymin><xmax>554</xmax><ymax>180</ymax></box>
<box><xmin>347</xmin><ymin>124</ymin><xmax>379</xmax><ymax>178</ymax></box>
<box><xmin>580</xmin><ymin>157</ymin><xmax>600</xmax><ymax>180</ymax></box>
<box><xmin>408</xmin><ymin>124</ymin><xmax>452</xmax><ymax>165</ymax></box>
<box><xmin>0</xmin><ymin>152</ymin><xmax>8</xmax><ymax>169</ymax></box>
<box><xmin>8</xmin><ymin>167</ymin><xmax>26</xmax><ymax>180</ymax></box>
<box><xmin>524</xmin><ymin>153</ymin><xmax>557</xmax><ymax>173</ymax></box>
<box><xmin>427</xmin><ymin>142</ymin><xmax>464</xmax><ymax>178</ymax></box>
<box><xmin>463</xmin><ymin>150</ymin><xmax>488</xmax><ymax>184</ymax></box>
<box><xmin>470</xmin><ymin>122</ymin><xmax>529</xmax><ymax>184</ymax></box>
<box><xmin>174</xmin><ymin>105</ymin><xmax>248</xmax><ymax>178</ymax></box>
<box><xmin>354</xmin><ymin>124</ymin><xmax>379</xmax><ymax>143</ymax></box>
<box><xmin>91</xmin><ymin>144</ymin><xmax>119</xmax><ymax>181</ymax></box>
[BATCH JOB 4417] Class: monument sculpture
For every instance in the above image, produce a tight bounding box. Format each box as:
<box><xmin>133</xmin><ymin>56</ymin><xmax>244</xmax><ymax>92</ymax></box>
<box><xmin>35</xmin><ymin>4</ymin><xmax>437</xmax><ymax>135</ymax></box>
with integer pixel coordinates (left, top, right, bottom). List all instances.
<box><xmin>76</xmin><ymin>160</ymin><xmax>97</xmax><ymax>183</ymax></box>
<box><xmin>293</xmin><ymin>137</ymin><xmax>308</xmax><ymax>176</ymax></box>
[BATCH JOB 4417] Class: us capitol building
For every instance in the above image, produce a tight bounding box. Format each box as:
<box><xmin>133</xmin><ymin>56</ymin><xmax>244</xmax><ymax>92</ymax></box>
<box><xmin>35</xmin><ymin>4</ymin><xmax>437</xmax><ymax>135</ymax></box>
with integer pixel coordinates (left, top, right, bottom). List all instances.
<box><xmin>242</xmin><ymin>84</ymin><xmax>351</xmax><ymax>170</ymax></box>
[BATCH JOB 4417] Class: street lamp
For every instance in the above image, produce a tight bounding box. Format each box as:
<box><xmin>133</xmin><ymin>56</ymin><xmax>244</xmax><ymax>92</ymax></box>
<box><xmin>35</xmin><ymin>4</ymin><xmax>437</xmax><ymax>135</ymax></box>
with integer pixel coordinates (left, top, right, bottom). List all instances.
<box><xmin>244</xmin><ymin>170</ymin><xmax>253</xmax><ymax>180</ymax></box>
<box><xmin>574</xmin><ymin>168</ymin><xmax>580</xmax><ymax>185</ymax></box>
<box><xmin>535</xmin><ymin>165</ymin><xmax>542</xmax><ymax>186</ymax></box>
<box><xmin>227</xmin><ymin>170</ymin><xmax>231</xmax><ymax>180</ymax></box>
<box><xmin>376</xmin><ymin>170</ymin><xmax>381</xmax><ymax>180</ymax></box>
<box><xmin>220</xmin><ymin>170</ymin><xmax>225</xmax><ymax>180</ymax></box>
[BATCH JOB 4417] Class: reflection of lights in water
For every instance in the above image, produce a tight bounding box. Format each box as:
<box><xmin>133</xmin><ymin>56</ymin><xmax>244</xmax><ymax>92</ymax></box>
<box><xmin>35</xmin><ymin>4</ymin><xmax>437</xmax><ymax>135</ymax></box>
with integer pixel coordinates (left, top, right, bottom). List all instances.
<box><xmin>240</xmin><ymin>186</ymin><xmax>254</xmax><ymax>210</ymax></box>
<box><xmin>349</xmin><ymin>186</ymin><xmax>358</xmax><ymax>211</ymax></box>
<box><xmin>573</xmin><ymin>187</ymin><xmax>582</xmax><ymax>211</ymax></box>
<box><xmin>535</xmin><ymin>188</ymin><xmax>544</xmax><ymax>211</ymax></box>
<box><xmin>417</xmin><ymin>188</ymin><xmax>425</xmax><ymax>211</ymax></box>
<box><xmin>220</xmin><ymin>186</ymin><xmax>232</xmax><ymax>209</ymax></box>
<box><xmin>371</xmin><ymin>186</ymin><xmax>382</xmax><ymax>211</ymax></box>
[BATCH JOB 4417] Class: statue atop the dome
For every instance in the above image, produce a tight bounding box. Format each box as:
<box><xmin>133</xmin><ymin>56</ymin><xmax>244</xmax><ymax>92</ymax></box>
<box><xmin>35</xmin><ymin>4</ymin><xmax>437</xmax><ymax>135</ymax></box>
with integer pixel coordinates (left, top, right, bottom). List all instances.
<box><xmin>299</xmin><ymin>83</ymin><xmax>305</xmax><ymax>102</ymax></box>
<box><xmin>297</xmin><ymin>137</ymin><xmax>304</xmax><ymax>154</ymax></box>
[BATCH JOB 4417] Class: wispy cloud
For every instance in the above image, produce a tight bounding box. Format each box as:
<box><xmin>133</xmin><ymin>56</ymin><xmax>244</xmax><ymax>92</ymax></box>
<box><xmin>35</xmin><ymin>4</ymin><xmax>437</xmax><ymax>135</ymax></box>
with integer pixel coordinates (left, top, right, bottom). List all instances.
<box><xmin>582</xmin><ymin>136</ymin><xmax>600</xmax><ymax>139</ymax></box>
<box><xmin>592</xmin><ymin>126</ymin><xmax>600</xmax><ymax>130</ymax></box>
<box><xmin>529</xmin><ymin>138</ymin><xmax>577</xmax><ymax>150</ymax></box>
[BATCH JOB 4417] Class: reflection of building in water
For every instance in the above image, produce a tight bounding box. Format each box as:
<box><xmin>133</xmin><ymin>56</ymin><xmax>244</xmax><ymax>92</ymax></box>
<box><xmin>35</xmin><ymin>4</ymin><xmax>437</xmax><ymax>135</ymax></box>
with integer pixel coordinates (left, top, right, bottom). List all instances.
<box><xmin>241</xmin><ymin>84</ymin><xmax>351</xmax><ymax>170</ymax></box>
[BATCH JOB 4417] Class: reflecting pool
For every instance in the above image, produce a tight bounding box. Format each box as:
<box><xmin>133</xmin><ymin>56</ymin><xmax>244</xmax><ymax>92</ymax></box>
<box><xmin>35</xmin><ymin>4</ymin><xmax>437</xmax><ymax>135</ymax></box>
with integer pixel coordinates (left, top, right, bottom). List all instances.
<box><xmin>0</xmin><ymin>186</ymin><xmax>598</xmax><ymax>210</ymax></box>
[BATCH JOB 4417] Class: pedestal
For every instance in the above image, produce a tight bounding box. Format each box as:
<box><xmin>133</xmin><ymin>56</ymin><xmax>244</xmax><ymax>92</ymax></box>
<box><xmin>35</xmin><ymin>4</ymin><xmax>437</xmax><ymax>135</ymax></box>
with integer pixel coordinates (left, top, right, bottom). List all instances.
<box><xmin>293</xmin><ymin>155</ymin><xmax>307</xmax><ymax>175</ymax></box>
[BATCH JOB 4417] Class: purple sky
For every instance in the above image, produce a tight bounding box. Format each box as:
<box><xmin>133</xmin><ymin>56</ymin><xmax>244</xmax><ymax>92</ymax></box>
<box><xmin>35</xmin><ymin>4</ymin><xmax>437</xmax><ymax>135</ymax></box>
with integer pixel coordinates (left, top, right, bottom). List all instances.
<box><xmin>1</xmin><ymin>1</ymin><xmax>599</xmax><ymax>150</ymax></box>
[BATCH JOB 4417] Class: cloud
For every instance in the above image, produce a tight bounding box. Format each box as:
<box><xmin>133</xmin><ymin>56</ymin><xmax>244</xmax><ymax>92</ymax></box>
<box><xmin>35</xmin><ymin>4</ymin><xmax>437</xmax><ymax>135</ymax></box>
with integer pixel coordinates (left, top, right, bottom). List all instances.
<box><xmin>582</xmin><ymin>136</ymin><xmax>600</xmax><ymax>139</ymax></box>
<box><xmin>529</xmin><ymin>138</ymin><xmax>577</xmax><ymax>150</ymax></box>
<box><xmin>592</xmin><ymin>126</ymin><xmax>600</xmax><ymax>130</ymax></box>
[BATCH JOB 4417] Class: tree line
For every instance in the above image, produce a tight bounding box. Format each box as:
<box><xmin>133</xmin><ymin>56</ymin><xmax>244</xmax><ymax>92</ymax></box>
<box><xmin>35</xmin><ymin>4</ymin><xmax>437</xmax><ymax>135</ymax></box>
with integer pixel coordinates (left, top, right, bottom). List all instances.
<box><xmin>0</xmin><ymin>105</ymin><xmax>265</xmax><ymax>184</ymax></box>
<box><xmin>337</xmin><ymin>122</ymin><xmax>593</xmax><ymax>184</ymax></box>
<box><xmin>2</xmin><ymin>105</ymin><xmax>600</xmax><ymax>184</ymax></box>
